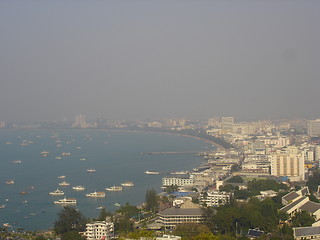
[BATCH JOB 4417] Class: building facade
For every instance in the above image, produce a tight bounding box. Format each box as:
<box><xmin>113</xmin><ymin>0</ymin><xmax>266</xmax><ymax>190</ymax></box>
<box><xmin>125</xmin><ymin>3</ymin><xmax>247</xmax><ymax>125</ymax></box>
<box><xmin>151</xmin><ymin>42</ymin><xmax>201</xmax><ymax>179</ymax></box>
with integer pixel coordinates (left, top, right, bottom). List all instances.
<box><xmin>307</xmin><ymin>119</ymin><xmax>320</xmax><ymax>137</ymax></box>
<box><xmin>162</xmin><ymin>176</ymin><xmax>195</xmax><ymax>187</ymax></box>
<box><xmin>201</xmin><ymin>190</ymin><xmax>233</xmax><ymax>207</ymax></box>
<box><xmin>85</xmin><ymin>220</ymin><xmax>114</xmax><ymax>240</ymax></box>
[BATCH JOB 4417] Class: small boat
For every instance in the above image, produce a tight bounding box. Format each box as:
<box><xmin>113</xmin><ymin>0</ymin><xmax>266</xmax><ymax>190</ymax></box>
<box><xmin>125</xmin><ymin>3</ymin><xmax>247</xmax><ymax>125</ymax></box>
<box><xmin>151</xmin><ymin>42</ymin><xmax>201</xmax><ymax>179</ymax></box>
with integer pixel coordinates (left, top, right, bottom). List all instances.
<box><xmin>86</xmin><ymin>191</ymin><xmax>105</xmax><ymax>198</ymax></box>
<box><xmin>61</xmin><ymin>152</ymin><xmax>71</xmax><ymax>156</ymax></box>
<box><xmin>80</xmin><ymin>158</ymin><xmax>86</xmax><ymax>161</ymax></box>
<box><xmin>106</xmin><ymin>186</ymin><xmax>123</xmax><ymax>191</ymax></box>
<box><xmin>5</xmin><ymin>180</ymin><xmax>15</xmax><ymax>185</ymax></box>
<box><xmin>0</xmin><ymin>204</ymin><xmax>6</xmax><ymax>209</ymax></box>
<box><xmin>96</xmin><ymin>206</ymin><xmax>104</xmax><ymax>210</ymax></box>
<box><xmin>49</xmin><ymin>189</ymin><xmax>64</xmax><ymax>195</ymax></box>
<box><xmin>3</xmin><ymin>223</ymin><xmax>11</xmax><ymax>228</ymax></box>
<box><xmin>114</xmin><ymin>203</ymin><xmax>121</xmax><ymax>207</ymax></box>
<box><xmin>86</xmin><ymin>169</ymin><xmax>96</xmax><ymax>173</ymax></box>
<box><xmin>59</xmin><ymin>181</ymin><xmax>70</xmax><ymax>186</ymax></box>
<box><xmin>72</xmin><ymin>186</ymin><xmax>85</xmax><ymax>191</ymax></box>
<box><xmin>58</xmin><ymin>175</ymin><xmax>66</xmax><ymax>179</ymax></box>
<box><xmin>56</xmin><ymin>156</ymin><xmax>62</xmax><ymax>159</ymax></box>
<box><xmin>19</xmin><ymin>191</ymin><xmax>28</xmax><ymax>195</ymax></box>
<box><xmin>121</xmin><ymin>181</ymin><xmax>134</xmax><ymax>187</ymax></box>
<box><xmin>144</xmin><ymin>171</ymin><xmax>159</xmax><ymax>175</ymax></box>
<box><xmin>54</xmin><ymin>197</ymin><xmax>77</xmax><ymax>205</ymax></box>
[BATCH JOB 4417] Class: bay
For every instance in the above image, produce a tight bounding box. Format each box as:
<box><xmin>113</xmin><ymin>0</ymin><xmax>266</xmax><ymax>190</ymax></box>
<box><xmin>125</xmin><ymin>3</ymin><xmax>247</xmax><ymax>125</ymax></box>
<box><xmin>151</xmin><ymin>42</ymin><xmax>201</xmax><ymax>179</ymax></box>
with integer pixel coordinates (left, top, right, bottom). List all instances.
<box><xmin>0</xmin><ymin>129</ymin><xmax>215</xmax><ymax>231</ymax></box>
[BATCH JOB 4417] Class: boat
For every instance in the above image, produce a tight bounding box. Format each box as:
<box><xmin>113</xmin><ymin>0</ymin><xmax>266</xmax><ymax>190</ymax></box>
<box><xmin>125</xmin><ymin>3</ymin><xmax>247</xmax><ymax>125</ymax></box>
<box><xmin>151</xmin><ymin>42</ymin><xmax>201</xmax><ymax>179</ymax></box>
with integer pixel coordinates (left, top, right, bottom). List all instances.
<box><xmin>5</xmin><ymin>180</ymin><xmax>15</xmax><ymax>185</ymax></box>
<box><xmin>19</xmin><ymin>191</ymin><xmax>28</xmax><ymax>195</ymax></box>
<box><xmin>86</xmin><ymin>191</ymin><xmax>105</xmax><ymax>198</ymax></box>
<box><xmin>86</xmin><ymin>169</ymin><xmax>96</xmax><ymax>173</ymax></box>
<box><xmin>96</xmin><ymin>206</ymin><xmax>104</xmax><ymax>210</ymax></box>
<box><xmin>80</xmin><ymin>158</ymin><xmax>86</xmax><ymax>161</ymax></box>
<box><xmin>106</xmin><ymin>186</ymin><xmax>122</xmax><ymax>191</ymax></box>
<box><xmin>12</xmin><ymin>160</ymin><xmax>22</xmax><ymax>164</ymax></box>
<box><xmin>121</xmin><ymin>181</ymin><xmax>134</xmax><ymax>187</ymax></box>
<box><xmin>58</xmin><ymin>181</ymin><xmax>70</xmax><ymax>186</ymax></box>
<box><xmin>114</xmin><ymin>203</ymin><xmax>121</xmax><ymax>207</ymax></box>
<box><xmin>58</xmin><ymin>175</ymin><xmax>66</xmax><ymax>179</ymax></box>
<box><xmin>72</xmin><ymin>186</ymin><xmax>85</xmax><ymax>191</ymax></box>
<box><xmin>56</xmin><ymin>156</ymin><xmax>62</xmax><ymax>159</ymax></box>
<box><xmin>49</xmin><ymin>189</ymin><xmax>64</xmax><ymax>195</ymax></box>
<box><xmin>61</xmin><ymin>152</ymin><xmax>71</xmax><ymax>156</ymax></box>
<box><xmin>0</xmin><ymin>204</ymin><xmax>6</xmax><ymax>209</ymax></box>
<box><xmin>54</xmin><ymin>197</ymin><xmax>77</xmax><ymax>205</ymax></box>
<box><xmin>144</xmin><ymin>171</ymin><xmax>160</xmax><ymax>175</ymax></box>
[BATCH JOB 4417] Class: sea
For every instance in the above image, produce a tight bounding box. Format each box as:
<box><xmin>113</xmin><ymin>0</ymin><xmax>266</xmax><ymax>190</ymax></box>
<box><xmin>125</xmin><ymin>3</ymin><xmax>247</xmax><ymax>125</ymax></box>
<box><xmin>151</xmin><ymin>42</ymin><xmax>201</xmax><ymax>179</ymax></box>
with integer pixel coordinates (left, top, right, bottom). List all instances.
<box><xmin>0</xmin><ymin>129</ymin><xmax>215</xmax><ymax>231</ymax></box>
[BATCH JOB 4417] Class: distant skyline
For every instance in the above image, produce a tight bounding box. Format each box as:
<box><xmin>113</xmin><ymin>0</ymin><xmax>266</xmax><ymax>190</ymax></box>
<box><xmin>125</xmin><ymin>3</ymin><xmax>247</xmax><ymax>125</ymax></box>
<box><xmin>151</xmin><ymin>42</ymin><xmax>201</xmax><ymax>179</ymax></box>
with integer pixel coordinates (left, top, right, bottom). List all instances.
<box><xmin>0</xmin><ymin>0</ymin><xmax>319</xmax><ymax>122</ymax></box>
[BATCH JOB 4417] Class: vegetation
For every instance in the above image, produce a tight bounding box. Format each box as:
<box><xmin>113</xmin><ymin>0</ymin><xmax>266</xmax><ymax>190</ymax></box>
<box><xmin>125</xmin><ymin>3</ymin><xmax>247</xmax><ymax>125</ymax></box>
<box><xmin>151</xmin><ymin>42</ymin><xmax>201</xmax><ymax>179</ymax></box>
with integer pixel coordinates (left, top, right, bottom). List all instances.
<box><xmin>145</xmin><ymin>188</ymin><xmax>159</xmax><ymax>213</ymax></box>
<box><xmin>173</xmin><ymin>223</ymin><xmax>219</xmax><ymax>240</ymax></box>
<box><xmin>307</xmin><ymin>169</ymin><xmax>320</xmax><ymax>192</ymax></box>
<box><xmin>226</xmin><ymin>176</ymin><xmax>243</xmax><ymax>183</ymax></box>
<box><xmin>54</xmin><ymin>206</ymin><xmax>87</xmax><ymax>235</ymax></box>
<box><xmin>164</xmin><ymin>184</ymin><xmax>179</xmax><ymax>194</ymax></box>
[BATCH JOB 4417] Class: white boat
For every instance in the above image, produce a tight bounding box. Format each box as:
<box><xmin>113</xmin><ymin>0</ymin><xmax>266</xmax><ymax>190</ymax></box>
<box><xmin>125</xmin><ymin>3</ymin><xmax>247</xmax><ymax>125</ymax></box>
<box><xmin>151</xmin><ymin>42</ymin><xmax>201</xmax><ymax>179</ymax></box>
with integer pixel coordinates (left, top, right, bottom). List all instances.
<box><xmin>5</xmin><ymin>180</ymin><xmax>15</xmax><ymax>185</ymax></box>
<box><xmin>144</xmin><ymin>171</ymin><xmax>159</xmax><ymax>175</ymax></box>
<box><xmin>61</xmin><ymin>152</ymin><xmax>71</xmax><ymax>156</ymax></box>
<box><xmin>58</xmin><ymin>175</ymin><xmax>66</xmax><ymax>179</ymax></box>
<box><xmin>49</xmin><ymin>189</ymin><xmax>64</xmax><ymax>195</ymax></box>
<box><xmin>86</xmin><ymin>169</ymin><xmax>96</xmax><ymax>173</ymax></box>
<box><xmin>114</xmin><ymin>203</ymin><xmax>121</xmax><ymax>207</ymax></box>
<box><xmin>72</xmin><ymin>186</ymin><xmax>85</xmax><ymax>191</ymax></box>
<box><xmin>86</xmin><ymin>191</ymin><xmax>105</xmax><ymax>198</ymax></box>
<box><xmin>54</xmin><ymin>197</ymin><xmax>77</xmax><ymax>205</ymax></box>
<box><xmin>96</xmin><ymin>206</ymin><xmax>104</xmax><ymax>210</ymax></box>
<box><xmin>59</xmin><ymin>181</ymin><xmax>70</xmax><ymax>186</ymax></box>
<box><xmin>80</xmin><ymin>158</ymin><xmax>86</xmax><ymax>161</ymax></box>
<box><xmin>106</xmin><ymin>186</ymin><xmax>122</xmax><ymax>191</ymax></box>
<box><xmin>0</xmin><ymin>204</ymin><xmax>6</xmax><ymax>209</ymax></box>
<box><xmin>56</xmin><ymin>156</ymin><xmax>62</xmax><ymax>159</ymax></box>
<box><xmin>12</xmin><ymin>160</ymin><xmax>22</xmax><ymax>164</ymax></box>
<box><xmin>121</xmin><ymin>181</ymin><xmax>134</xmax><ymax>187</ymax></box>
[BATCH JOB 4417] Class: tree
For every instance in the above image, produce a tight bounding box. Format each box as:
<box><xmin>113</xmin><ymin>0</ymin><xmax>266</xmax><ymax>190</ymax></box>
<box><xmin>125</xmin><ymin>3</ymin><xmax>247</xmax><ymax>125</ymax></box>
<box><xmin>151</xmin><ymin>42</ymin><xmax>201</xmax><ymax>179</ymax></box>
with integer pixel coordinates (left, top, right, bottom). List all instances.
<box><xmin>165</xmin><ymin>184</ymin><xmax>179</xmax><ymax>194</ymax></box>
<box><xmin>97</xmin><ymin>207</ymin><xmax>112</xmax><ymax>221</ymax></box>
<box><xmin>145</xmin><ymin>188</ymin><xmax>159</xmax><ymax>213</ymax></box>
<box><xmin>226</xmin><ymin>175</ymin><xmax>243</xmax><ymax>183</ymax></box>
<box><xmin>54</xmin><ymin>206</ymin><xmax>87</xmax><ymax>235</ymax></box>
<box><xmin>173</xmin><ymin>223</ymin><xmax>212</xmax><ymax>240</ymax></box>
<box><xmin>291</xmin><ymin>210</ymin><xmax>316</xmax><ymax>227</ymax></box>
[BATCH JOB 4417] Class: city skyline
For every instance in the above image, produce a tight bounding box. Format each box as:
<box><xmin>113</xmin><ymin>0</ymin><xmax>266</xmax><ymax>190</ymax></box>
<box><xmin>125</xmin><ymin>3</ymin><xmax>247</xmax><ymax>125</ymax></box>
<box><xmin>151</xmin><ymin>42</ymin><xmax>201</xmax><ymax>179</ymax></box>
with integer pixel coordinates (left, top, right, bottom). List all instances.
<box><xmin>0</xmin><ymin>0</ymin><xmax>319</xmax><ymax>122</ymax></box>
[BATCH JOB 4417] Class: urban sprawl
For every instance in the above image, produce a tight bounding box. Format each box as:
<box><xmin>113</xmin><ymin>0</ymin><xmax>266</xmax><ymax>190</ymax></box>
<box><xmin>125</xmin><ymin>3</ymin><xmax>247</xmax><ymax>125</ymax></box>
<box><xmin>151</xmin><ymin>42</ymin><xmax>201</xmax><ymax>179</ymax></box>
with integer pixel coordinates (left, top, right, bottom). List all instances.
<box><xmin>3</xmin><ymin>116</ymin><xmax>320</xmax><ymax>240</ymax></box>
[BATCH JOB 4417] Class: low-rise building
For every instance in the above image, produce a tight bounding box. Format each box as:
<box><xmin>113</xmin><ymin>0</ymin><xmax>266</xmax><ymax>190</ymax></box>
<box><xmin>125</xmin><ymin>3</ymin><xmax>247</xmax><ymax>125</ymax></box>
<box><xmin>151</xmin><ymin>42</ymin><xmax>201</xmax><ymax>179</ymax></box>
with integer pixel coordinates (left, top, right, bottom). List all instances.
<box><xmin>201</xmin><ymin>190</ymin><xmax>233</xmax><ymax>207</ymax></box>
<box><xmin>293</xmin><ymin>226</ymin><xmax>320</xmax><ymax>240</ymax></box>
<box><xmin>162</xmin><ymin>176</ymin><xmax>194</xmax><ymax>187</ymax></box>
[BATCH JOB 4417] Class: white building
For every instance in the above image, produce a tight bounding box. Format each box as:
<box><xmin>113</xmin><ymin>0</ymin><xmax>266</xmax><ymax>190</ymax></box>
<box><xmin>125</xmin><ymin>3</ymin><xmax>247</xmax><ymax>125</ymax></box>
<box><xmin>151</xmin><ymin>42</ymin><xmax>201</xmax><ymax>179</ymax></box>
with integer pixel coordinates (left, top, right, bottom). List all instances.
<box><xmin>308</xmin><ymin>119</ymin><xmax>320</xmax><ymax>137</ymax></box>
<box><xmin>86</xmin><ymin>219</ymin><xmax>114</xmax><ymax>240</ymax></box>
<box><xmin>270</xmin><ymin>147</ymin><xmax>305</xmax><ymax>181</ymax></box>
<box><xmin>162</xmin><ymin>176</ymin><xmax>194</xmax><ymax>187</ymax></box>
<box><xmin>201</xmin><ymin>190</ymin><xmax>233</xmax><ymax>207</ymax></box>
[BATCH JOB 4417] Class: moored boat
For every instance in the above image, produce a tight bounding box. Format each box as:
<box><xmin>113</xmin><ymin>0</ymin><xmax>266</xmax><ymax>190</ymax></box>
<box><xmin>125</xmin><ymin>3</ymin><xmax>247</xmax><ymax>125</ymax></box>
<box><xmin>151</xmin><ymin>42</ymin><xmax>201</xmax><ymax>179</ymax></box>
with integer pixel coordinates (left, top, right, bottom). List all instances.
<box><xmin>59</xmin><ymin>181</ymin><xmax>70</xmax><ymax>186</ymax></box>
<box><xmin>121</xmin><ymin>181</ymin><xmax>134</xmax><ymax>187</ymax></box>
<box><xmin>72</xmin><ymin>186</ymin><xmax>85</xmax><ymax>191</ymax></box>
<box><xmin>49</xmin><ymin>189</ymin><xmax>64</xmax><ymax>195</ymax></box>
<box><xmin>86</xmin><ymin>169</ymin><xmax>96</xmax><ymax>173</ymax></box>
<box><xmin>86</xmin><ymin>191</ymin><xmax>105</xmax><ymax>198</ymax></box>
<box><xmin>144</xmin><ymin>171</ymin><xmax>159</xmax><ymax>175</ymax></box>
<box><xmin>5</xmin><ymin>180</ymin><xmax>15</xmax><ymax>185</ymax></box>
<box><xmin>54</xmin><ymin>197</ymin><xmax>77</xmax><ymax>205</ymax></box>
<box><xmin>106</xmin><ymin>186</ymin><xmax>122</xmax><ymax>191</ymax></box>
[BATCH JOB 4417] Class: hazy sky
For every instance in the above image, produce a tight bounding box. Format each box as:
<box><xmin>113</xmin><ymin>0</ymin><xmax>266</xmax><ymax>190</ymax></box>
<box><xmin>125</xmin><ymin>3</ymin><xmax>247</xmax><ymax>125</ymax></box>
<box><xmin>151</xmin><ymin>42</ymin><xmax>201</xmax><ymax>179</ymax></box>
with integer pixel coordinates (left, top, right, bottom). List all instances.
<box><xmin>0</xmin><ymin>0</ymin><xmax>319</xmax><ymax>122</ymax></box>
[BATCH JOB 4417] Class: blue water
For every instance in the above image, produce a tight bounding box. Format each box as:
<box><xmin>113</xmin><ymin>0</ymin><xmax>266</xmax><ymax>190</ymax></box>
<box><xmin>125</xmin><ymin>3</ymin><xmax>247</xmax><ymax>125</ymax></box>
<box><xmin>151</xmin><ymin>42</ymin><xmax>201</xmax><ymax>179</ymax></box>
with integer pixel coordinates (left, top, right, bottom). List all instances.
<box><xmin>0</xmin><ymin>129</ymin><xmax>214</xmax><ymax>231</ymax></box>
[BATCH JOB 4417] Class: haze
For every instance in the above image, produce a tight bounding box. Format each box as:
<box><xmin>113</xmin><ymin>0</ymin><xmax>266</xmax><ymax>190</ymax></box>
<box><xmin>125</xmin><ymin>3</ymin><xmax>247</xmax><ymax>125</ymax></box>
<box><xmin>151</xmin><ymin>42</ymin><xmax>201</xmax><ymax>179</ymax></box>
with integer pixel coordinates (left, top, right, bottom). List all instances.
<box><xmin>0</xmin><ymin>0</ymin><xmax>319</xmax><ymax>122</ymax></box>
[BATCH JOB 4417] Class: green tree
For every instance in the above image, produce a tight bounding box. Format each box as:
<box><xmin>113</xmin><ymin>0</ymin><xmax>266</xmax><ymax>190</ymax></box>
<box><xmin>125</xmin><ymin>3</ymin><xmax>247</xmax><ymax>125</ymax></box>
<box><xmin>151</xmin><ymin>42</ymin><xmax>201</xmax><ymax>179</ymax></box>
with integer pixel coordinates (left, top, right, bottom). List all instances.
<box><xmin>54</xmin><ymin>206</ymin><xmax>87</xmax><ymax>235</ymax></box>
<box><xmin>226</xmin><ymin>175</ymin><xmax>243</xmax><ymax>183</ymax></box>
<box><xmin>165</xmin><ymin>184</ymin><xmax>179</xmax><ymax>194</ymax></box>
<box><xmin>291</xmin><ymin>210</ymin><xmax>316</xmax><ymax>227</ymax></box>
<box><xmin>191</xmin><ymin>232</ymin><xmax>220</xmax><ymax>240</ymax></box>
<box><xmin>97</xmin><ymin>207</ymin><xmax>112</xmax><ymax>221</ymax></box>
<box><xmin>126</xmin><ymin>229</ymin><xmax>156</xmax><ymax>239</ymax></box>
<box><xmin>307</xmin><ymin>170</ymin><xmax>320</xmax><ymax>192</ymax></box>
<box><xmin>145</xmin><ymin>188</ymin><xmax>159</xmax><ymax>213</ymax></box>
<box><xmin>173</xmin><ymin>223</ymin><xmax>212</xmax><ymax>240</ymax></box>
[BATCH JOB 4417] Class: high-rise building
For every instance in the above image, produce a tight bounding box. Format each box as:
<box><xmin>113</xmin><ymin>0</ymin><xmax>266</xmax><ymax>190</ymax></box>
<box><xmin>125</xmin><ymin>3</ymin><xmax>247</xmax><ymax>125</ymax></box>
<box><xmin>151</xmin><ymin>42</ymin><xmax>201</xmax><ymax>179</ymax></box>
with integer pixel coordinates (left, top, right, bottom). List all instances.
<box><xmin>307</xmin><ymin>119</ymin><xmax>320</xmax><ymax>137</ymax></box>
<box><xmin>270</xmin><ymin>146</ymin><xmax>305</xmax><ymax>181</ymax></box>
<box><xmin>221</xmin><ymin>117</ymin><xmax>234</xmax><ymax>131</ymax></box>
